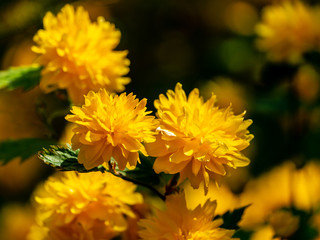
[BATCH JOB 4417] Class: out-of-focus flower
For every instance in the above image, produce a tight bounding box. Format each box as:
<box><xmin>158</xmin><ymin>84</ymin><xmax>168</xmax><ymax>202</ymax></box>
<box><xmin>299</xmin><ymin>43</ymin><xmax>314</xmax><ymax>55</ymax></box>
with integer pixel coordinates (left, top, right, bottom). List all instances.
<box><xmin>240</xmin><ymin>161</ymin><xmax>320</xmax><ymax>237</ymax></box>
<box><xmin>200</xmin><ymin>77</ymin><xmax>249</xmax><ymax>115</ymax></box>
<box><xmin>65</xmin><ymin>89</ymin><xmax>156</xmax><ymax>170</ymax></box>
<box><xmin>0</xmin><ymin>204</ymin><xmax>35</xmax><ymax>240</ymax></box>
<box><xmin>29</xmin><ymin>171</ymin><xmax>143</xmax><ymax>240</ymax></box>
<box><xmin>293</xmin><ymin>65</ymin><xmax>320</xmax><ymax>103</ymax></box>
<box><xmin>312</xmin><ymin>213</ymin><xmax>320</xmax><ymax>240</ymax></box>
<box><xmin>0</xmin><ymin>1</ymin><xmax>42</xmax><ymax>35</ymax></box>
<box><xmin>0</xmin><ymin>88</ymin><xmax>47</xmax><ymax>140</ymax></box>
<box><xmin>1</xmin><ymin>40</ymin><xmax>37</xmax><ymax>68</ymax></box>
<box><xmin>256</xmin><ymin>1</ymin><xmax>319</xmax><ymax>63</ymax></box>
<box><xmin>0</xmin><ymin>157</ymin><xmax>44</xmax><ymax>195</ymax></box>
<box><xmin>146</xmin><ymin>83</ymin><xmax>253</xmax><ymax>192</ymax></box>
<box><xmin>250</xmin><ymin>225</ymin><xmax>280</xmax><ymax>240</ymax></box>
<box><xmin>0</xmin><ymin>88</ymin><xmax>48</xmax><ymax>194</ymax></box>
<box><xmin>291</xmin><ymin>161</ymin><xmax>320</xmax><ymax>211</ymax></box>
<box><xmin>268</xmin><ymin>209</ymin><xmax>300</xmax><ymax>238</ymax></box>
<box><xmin>224</xmin><ymin>1</ymin><xmax>258</xmax><ymax>35</ymax></box>
<box><xmin>139</xmin><ymin>192</ymin><xmax>236</xmax><ymax>240</ymax></box>
<box><xmin>239</xmin><ymin>162</ymin><xmax>294</xmax><ymax>228</ymax></box>
<box><xmin>183</xmin><ymin>181</ymin><xmax>240</xmax><ymax>216</ymax></box>
<box><xmin>32</xmin><ymin>4</ymin><xmax>130</xmax><ymax>104</ymax></box>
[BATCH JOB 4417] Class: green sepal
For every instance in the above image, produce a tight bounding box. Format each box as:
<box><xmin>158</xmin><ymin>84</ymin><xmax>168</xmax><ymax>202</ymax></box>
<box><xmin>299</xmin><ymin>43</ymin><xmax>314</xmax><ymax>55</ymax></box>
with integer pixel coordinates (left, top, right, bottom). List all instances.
<box><xmin>0</xmin><ymin>138</ymin><xmax>56</xmax><ymax>165</ymax></box>
<box><xmin>215</xmin><ymin>205</ymin><xmax>249</xmax><ymax>230</ymax></box>
<box><xmin>38</xmin><ymin>145</ymin><xmax>107</xmax><ymax>173</ymax></box>
<box><xmin>0</xmin><ymin>65</ymin><xmax>42</xmax><ymax>91</ymax></box>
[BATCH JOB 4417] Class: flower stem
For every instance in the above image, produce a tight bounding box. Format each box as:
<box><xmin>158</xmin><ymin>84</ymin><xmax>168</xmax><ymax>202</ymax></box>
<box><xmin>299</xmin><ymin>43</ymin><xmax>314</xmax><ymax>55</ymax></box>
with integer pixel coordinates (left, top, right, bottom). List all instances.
<box><xmin>107</xmin><ymin>163</ymin><xmax>166</xmax><ymax>201</ymax></box>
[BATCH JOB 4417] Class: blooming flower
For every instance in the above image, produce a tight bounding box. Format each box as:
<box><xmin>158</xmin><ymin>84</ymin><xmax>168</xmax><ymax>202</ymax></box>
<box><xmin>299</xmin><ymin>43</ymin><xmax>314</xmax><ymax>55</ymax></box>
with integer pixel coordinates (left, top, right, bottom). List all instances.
<box><xmin>146</xmin><ymin>83</ymin><xmax>253</xmax><ymax>192</ymax></box>
<box><xmin>32</xmin><ymin>4</ymin><xmax>130</xmax><ymax>104</ymax></box>
<box><xmin>65</xmin><ymin>89</ymin><xmax>157</xmax><ymax>170</ymax></box>
<box><xmin>255</xmin><ymin>1</ymin><xmax>319</xmax><ymax>63</ymax></box>
<box><xmin>28</xmin><ymin>171</ymin><xmax>143</xmax><ymax>240</ymax></box>
<box><xmin>139</xmin><ymin>192</ymin><xmax>236</xmax><ymax>240</ymax></box>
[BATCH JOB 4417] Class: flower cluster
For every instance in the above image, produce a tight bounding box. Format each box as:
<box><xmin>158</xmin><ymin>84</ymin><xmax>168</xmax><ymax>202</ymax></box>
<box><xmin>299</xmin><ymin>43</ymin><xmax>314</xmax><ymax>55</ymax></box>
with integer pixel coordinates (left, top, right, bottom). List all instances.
<box><xmin>32</xmin><ymin>4</ymin><xmax>130</xmax><ymax>104</ymax></box>
<box><xmin>2</xmin><ymin>2</ymin><xmax>260</xmax><ymax>239</ymax></box>
<box><xmin>28</xmin><ymin>171</ymin><xmax>143</xmax><ymax>239</ymax></box>
<box><xmin>146</xmin><ymin>83</ymin><xmax>253</xmax><ymax>192</ymax></box>
<box><xmin>256</xmin><ymin>1</ymin><xmax>320</xmax><ymax>63</ymax></box>
<box><xmin>139</xmin><ymin>192</ymin><xmax>236</xmax><ymax>240</ymax></box>
<box><xmin>65</xmin><ymin>88</ymin><xmax>157</xmax><ymax>170</ymax></box>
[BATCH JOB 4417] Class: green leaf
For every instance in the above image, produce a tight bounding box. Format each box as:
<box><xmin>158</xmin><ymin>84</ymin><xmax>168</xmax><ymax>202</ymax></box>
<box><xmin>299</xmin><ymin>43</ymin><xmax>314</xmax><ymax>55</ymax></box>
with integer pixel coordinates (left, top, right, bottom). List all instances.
<box><xmin>0</xmin><ymin>65</ymin><xmax>42</xmax><ymax>91</ymax></box>
<box><xmin>39</xmin><ymin>145</ymin><xmax>166</xmax><ymax>200</ymax></box>
<box><xmin>39</xmin><ymin>145</ymin><xmax>107</xmax><ymax>173</ymax></box>
<box><xmin>217</xmin><ymin>205</ymin><xmax>249</xmax><ymax>230</ymax></box>
<box><xmin>0</xmin><ymin>138</ymin><xmax>56</xmax><ymax>165</ymax></box>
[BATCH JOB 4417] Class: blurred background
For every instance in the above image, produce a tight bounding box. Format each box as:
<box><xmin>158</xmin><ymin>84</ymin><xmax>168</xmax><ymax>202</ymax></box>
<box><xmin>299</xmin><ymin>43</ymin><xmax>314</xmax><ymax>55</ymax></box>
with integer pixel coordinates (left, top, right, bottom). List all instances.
<box><xmin>1</xmin><ymin>0</ymin><xmax>320</xmax><ymax>239</ymax></box>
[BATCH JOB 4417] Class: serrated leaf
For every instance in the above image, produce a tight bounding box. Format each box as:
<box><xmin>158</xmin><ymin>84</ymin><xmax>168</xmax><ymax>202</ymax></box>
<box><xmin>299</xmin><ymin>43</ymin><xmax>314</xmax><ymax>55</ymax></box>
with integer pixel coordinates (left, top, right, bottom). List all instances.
<box><xmin>0</xmin><ymin>138</ymin><xmax>56</xmax><ymax>165</ymax></box>
<box><xmin>0</xmin><ymin>64</ymin><xmax>42</xmax><ymax>91</ymax></box>
<box><xmin>39</xmin><ymin>145</ymin><xmax>107</xmax><ymax>173</ymax></box>
<box><xmin>216</xmin><ymin>205</ymin><xmax>249</xmax><ymax>230</ymax></box>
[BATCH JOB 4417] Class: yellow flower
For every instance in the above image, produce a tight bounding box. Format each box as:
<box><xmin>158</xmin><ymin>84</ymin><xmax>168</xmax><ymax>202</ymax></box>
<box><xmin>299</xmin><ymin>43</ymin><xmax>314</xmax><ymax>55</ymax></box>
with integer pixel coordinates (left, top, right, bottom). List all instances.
<box><xmin>293</xmin><ymin>65</ymin><xmax>320</xmax><ymax>103</ymax></box>
<box><xmin>239</xmin><ymin>162</ymin><xmax>294</xmax><ymax>229</ymax></box>
<box><xmin>0</xmin><ymin>204</ymin><xmax>35</xmax><ymax>240</ymax></box>
<box><xmin>200</xmin><ymin>77</ymin><xmax>249</xmax><ymax>115</ymax></box>
<box><xmin>65</xmin><ymin>89</ymin><xmax>157</xmax><ymax>170</ymax></box>
<box><xmin>256</xmin><ymin>1</ymin><xmax>319</xmax><ymax>63</ymax></box>
<box><xmin>32</xmin><ymin>4</ymin><xmax>130</xmax><ymax>104</ymax></box>
<box><xmin>29</xmin><ymin>171</ymin><xmax>143</xmax><ymax>240</ymax></box>
<box><xmin>240</xmin><ymin>161</ymin><xmax>320</xmax><ymax>229</ymax></box>
<box><xmin>268</xmin><ymin>209</ymin><xmax>300</xmax><ymax>238</ymax></box>
<box><xmin>138</xmin><ymin>192</ymin><xmax>236</xmax><ymax>240</ymax></box>
<box><xmin>250</xmin><ymin>225</ymin><xmax>280</xmax><ymax>240</ymax></box>
<box><xmin>183</xmin><ymin>181</ymin><xmax>240</xmax><ymax>216</ymax></box>
<box><xmin>146</xmin><ymin>83</ymin><xmax>253</xmax><ymax>192</ymax></box>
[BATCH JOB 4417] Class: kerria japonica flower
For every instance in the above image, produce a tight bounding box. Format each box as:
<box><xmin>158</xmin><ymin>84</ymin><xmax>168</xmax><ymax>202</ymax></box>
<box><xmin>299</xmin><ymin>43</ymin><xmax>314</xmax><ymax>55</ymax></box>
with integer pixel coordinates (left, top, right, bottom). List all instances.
<box><xmin>138</xmin><ymin>192</ymin><xmax>236</xmax><ymax>240</ymax></box>
<box><xmin>27</xmin><ymin>171</ymin><xmax>143</xmax><ymax>240</ymax></box>
<box><xmin>32</xmin><ymin>4</ymin><xmax>130</xmax><ymax>104</ymax></box>
<box><xmin>65</xmin><ymin>88</ymin><xmax>157</xmax><ymax>170</ymax></box>
<box><xmin>145</xmin><ymin>83</ymin><xmax>253</xmax><ymax>193</ymax></box>
<box><xmin>255</xmin><ymin>1</ymin><xmax>320</xmax><ymax>63</ymax></box>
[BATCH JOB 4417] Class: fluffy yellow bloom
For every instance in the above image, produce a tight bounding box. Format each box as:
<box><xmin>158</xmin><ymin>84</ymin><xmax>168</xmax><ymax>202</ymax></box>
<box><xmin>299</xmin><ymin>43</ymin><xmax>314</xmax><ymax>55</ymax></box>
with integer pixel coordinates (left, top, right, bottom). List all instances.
<box><xmin>256</xmin><ymin>1</ymin><xmax>319</xmax><ymax>63</ymax></box>
<box><xmin>32</xmin><ymin>4</ymin><xmax>130</xmax><ymax>104</ymax></box>
<box><xmin>146</xmin><ymin>83</ymin><xmax>253</xmax><ymax>192</ymax></box>
<box><xmin>29</xmin><ymin>171</ymin><xmax>143</xmax><ymax>240</ymax></box>
<box><xmin>65</xmin><ymin>89</ymin><xmax>157</xmax><ymax>170</ymax></box>
<box><xmin>139</xmin><ymin>192</ymin><xmax>236</xmax><ymax>240</ymax></box>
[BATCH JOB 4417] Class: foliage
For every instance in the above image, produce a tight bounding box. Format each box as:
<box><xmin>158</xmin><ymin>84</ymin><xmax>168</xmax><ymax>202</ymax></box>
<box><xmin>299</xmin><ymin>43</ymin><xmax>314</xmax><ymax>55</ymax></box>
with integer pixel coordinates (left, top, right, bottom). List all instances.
<box><xmin>0</xmin><ymin>65</ymin><xmax>42</xmax><ymax>91</ymax></box>
<box><xmin>0</xmin><ymin>138</ymin><xmax>55</xmax><ymax>165</ymax></box>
